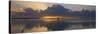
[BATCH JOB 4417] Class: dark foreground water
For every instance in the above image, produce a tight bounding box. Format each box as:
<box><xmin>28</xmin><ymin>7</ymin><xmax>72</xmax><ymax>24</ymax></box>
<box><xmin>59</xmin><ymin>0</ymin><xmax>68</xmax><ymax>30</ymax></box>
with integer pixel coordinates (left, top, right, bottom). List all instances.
<box><xmin>10</xmin><ymin>17</ymin><xmax>96</xmax><ymax>33</ymax></box>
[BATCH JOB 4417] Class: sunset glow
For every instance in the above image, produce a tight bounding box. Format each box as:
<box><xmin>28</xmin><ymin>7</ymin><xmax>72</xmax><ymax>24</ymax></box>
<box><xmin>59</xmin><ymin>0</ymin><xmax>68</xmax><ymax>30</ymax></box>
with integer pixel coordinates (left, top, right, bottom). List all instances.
<box><xmin>41</xmin><ymin>16</ymin><xmax>64</xmax><ymax>22</ymax></box>
<box><xmin>31</xmin><ymin>26</ymin><xmax>48</xmax><ymax>32</ymax></box>
<box><xmin>23</xmin><ymin>2</ymin><xmax>48</xmax><ymax>13</ymax></box>
<box><xmin>31</xmin><ymin>3</ymin><xmax>48</xmax><ymax>11</ymax></box>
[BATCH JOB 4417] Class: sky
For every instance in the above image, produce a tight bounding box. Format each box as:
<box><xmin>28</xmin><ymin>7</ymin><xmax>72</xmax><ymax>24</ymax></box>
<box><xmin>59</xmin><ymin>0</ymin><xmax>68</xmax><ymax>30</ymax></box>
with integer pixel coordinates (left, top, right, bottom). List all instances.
<box><xmin>11</xmin><ymin>1</ymin><xmax>96</xmax><ymax>12</ymax></box>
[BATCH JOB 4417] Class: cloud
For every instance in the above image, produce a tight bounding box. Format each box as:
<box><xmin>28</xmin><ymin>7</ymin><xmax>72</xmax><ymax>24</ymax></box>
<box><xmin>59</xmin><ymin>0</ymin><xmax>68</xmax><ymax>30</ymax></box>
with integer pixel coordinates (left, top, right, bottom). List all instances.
<box><xmin>11</xmin><ymin>1</ymin><xmax>25</xmax><ymax>12</ymax></box>
<box><xmin>11</xmin><ymin>1</ymin><xmax>96</xmax><ymax>12</ymax></box>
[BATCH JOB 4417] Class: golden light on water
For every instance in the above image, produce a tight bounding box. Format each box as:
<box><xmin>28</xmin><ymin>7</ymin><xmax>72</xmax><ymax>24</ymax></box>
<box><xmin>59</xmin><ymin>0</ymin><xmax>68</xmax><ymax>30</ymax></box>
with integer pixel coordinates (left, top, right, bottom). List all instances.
<box><xmin>42</xmin><ymin>16</ymin><xmax>59</xmax><ymax>18</ymax></box>
<box><xmin>24</xmin><ymin>26</ymin><xmax>48</xmax><ymax>32</ymax></box>
<box><xmin>41</xmin><ymin>16</ymin><xmax>64</xmax><ymax>22</ymax></box>
<box><xmin>31</xmin><ymin>26</ymin><xmax>48</xmax><ymax>32</ymax></box>
<box><xmin>42</xmin><ymin>18</ymin><xmax>57</xmax><ymax>22</ymax></box>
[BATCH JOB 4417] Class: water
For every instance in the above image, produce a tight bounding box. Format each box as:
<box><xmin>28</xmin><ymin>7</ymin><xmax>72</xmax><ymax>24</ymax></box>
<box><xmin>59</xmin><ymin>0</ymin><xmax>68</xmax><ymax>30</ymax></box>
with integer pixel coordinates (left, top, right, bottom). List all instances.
<box><xmin>10</xmin><ymin>17</ymin><xmax>96</xmax><ymax>33</ymax></box>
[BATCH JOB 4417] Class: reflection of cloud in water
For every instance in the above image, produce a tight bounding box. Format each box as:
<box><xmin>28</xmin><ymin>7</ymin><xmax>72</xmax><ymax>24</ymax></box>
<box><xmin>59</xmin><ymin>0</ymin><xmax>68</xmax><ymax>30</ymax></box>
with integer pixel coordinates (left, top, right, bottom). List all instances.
<box><xmin>47</xmin><ymin>21</ymin><xmax>70</xmax><ymax>31</ymax></box>
<box><xmin>23</xmin><ymin>26</ymin><xmax>48</xmax><ymax>32</ymax></box>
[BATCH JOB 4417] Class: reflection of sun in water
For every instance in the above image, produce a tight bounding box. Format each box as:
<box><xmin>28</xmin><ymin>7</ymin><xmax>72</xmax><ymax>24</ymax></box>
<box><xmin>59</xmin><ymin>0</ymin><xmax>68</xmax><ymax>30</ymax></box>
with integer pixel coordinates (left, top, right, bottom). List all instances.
<box><xmin>31</xmin><ymin>26</ymin><xmax>48</xmax><ymax>32</ymax></box>
<box><xmin>41</xmin><ymin>16</ymin><xmax>64</xmax><ymax>22</ymax></box>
